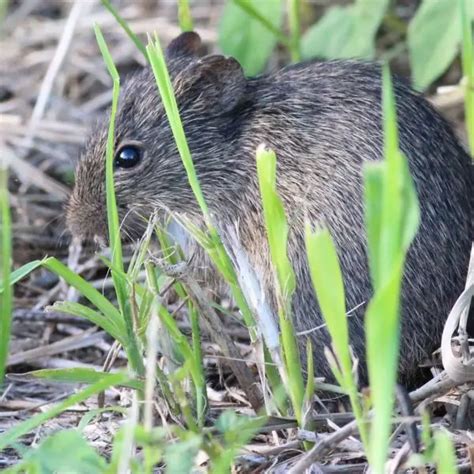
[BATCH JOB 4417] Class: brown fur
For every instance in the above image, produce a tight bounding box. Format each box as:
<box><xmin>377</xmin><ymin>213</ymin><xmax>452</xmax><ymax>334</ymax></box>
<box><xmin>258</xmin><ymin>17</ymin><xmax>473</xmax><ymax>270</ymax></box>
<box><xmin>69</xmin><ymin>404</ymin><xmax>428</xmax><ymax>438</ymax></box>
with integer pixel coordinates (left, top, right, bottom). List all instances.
<box><xmin>67</xmin><ymin>32</ymin><xmax>473</xmax><ymax>385</ymax></box>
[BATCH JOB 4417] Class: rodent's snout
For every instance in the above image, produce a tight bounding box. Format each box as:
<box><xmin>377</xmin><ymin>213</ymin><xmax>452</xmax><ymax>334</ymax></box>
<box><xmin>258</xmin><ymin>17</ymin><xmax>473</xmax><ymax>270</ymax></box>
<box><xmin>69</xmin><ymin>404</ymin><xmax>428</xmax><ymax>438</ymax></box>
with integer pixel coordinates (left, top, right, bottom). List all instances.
<box><xmin>66</xmin><ymin>189</ymin><xmax>109</xmax><ymax>246</ymax></box>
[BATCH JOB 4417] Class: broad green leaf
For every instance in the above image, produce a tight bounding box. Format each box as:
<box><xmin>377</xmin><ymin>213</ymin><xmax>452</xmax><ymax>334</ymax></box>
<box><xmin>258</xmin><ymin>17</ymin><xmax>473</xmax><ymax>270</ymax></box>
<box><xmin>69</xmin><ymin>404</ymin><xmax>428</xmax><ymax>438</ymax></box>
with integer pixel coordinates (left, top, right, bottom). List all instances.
<box><xmin>349</xmin><ymin>0</ymin><xmax>390</xmax><ymax>58</ymax></box>
<box><xmin>212</xmin><ymin>412</ymin><xmax>266</xmax><ymax>472</ymax></box>
<box><xmin>301</xmin><ymin>0</ymin><xmax>389</xmax><ymax>60</ymax></box>
<box><xmin>18</xmin><ymin>430</ymin><xmax>107</xmax><ymax>474</ymax></box>
<box><xmin>27</xmin><ymin>368</ymin><xmax>143</xmax><ymax>391</ymax></box>
<box><xmin>301</xmin><ymin>7</ymin><xmax>354</xmax><ymax>60</ymax></box>
<box><xmin>218</xmin><ymin>0</ymin><xmax>283</xmax><ymax>75</ymax></box>
<box><xmin>164</xmin><ymin>432</ymin><xmax>202</xmax><ymax>474</ymax></box>
<box><xmin>408</xmin><ymin>0</ymin><xmax>473</xmax><ymax>90</ymax></box>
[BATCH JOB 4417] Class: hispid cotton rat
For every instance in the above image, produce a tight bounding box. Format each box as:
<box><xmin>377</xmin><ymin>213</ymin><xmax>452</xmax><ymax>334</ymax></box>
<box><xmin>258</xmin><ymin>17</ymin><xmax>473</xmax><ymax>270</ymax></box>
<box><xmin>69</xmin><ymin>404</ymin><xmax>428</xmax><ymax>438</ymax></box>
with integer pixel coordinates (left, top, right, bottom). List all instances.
<box><xmin>67</xmin><ymin>32</ymin><xmax>473</xmax><ymax>385</ymax></box>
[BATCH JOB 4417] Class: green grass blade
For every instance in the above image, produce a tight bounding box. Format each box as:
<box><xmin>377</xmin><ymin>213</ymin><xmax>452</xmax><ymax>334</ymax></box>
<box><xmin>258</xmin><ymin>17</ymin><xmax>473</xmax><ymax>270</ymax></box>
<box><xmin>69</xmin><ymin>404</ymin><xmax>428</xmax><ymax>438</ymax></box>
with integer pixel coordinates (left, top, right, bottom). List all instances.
<box><xmin>255</xmin><ymin>145</ymin><xmax>303</xmax><ymax>424</ymax></box>
<box><xmin>0</xmin><ymin>163</ymin><xmax>12</xmax><ymax>383</ymax></box>
<box><xmin>48</xmin><ymin>301</ymin><xmax>126</xmax><ymax>344</ymax></box>
<box><xmin>363</xmin><ymin>65</ymin><xmax>420</xmax><ymax>471</ymax></box>
<box><xmin>94</xmin><ymin>24</ymin><xmax>144</xmax><ymax>377</ymax></box>
<box><xmin>0</xmin><ymin>260</ymin><xmax>44</xmax><ymax>294</ymax></box>
<box><xmin>287</xmin><ymin>0</ymin><xmax>301</xmax><ymax>61</ymax></box>
<box><xmin>256</xmin><ymin>145</ymin><xmax>295</xmax><ymax>298</ymax></box>
<box><xmin>145</xmin><ymin>34</ymin><xmax>257</xmax><ymax>340</ymax></box>
<box><xmin>233</xmin><ymin>0</ymin><xmax>290</xmax><ymax>48</ymax></box>
<box><xmin>0</xmin><ymin>372</ymin><xmax>129</xmax><ymax>451</ymax></box>
<box><xmin>27</xmin><ymin>368</ymin><xmax>144</xmax><ymax>391</ymax></box>
<box><xmin>146</xmin><ymin>36</ymin><xmax>210</xmax><ymax>222</ymax></box>
<box><xmin>42</xmin><ymin>257</ymin><xmax>123</xmax><ymax>326</ymax></box>
<box><xmin>434</xmin><ymin>431</ymin><xmax>457</xmax><ymax>473</ymax></box>
<box><xmin>305</xmin><ymin>225</ymin><xmax>369</xmax><ymax>448</ymax></box>
<box><xmin>100</xmin><ymin>0</ymin><xmax>148</xmax><ymax>60</ymax></box>
<box><xmin>178</xmin><ymin>0</ymin><xmax>193</xmax><ymax>31</ymax></box>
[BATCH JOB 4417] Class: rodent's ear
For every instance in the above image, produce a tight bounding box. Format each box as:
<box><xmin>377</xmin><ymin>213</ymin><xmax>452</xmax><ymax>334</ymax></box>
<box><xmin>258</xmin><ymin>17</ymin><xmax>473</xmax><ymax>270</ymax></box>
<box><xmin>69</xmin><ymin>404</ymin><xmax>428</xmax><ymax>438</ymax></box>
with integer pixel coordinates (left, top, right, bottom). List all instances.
<box><xmin>166</xmin><ymin>31</ymin><xmax>202</xmax><ymax>59</ymax></box>
<box><xmin>176</xmin><ymin>55</ymin><xmax>246</xmax><ymax>115</ymax></box>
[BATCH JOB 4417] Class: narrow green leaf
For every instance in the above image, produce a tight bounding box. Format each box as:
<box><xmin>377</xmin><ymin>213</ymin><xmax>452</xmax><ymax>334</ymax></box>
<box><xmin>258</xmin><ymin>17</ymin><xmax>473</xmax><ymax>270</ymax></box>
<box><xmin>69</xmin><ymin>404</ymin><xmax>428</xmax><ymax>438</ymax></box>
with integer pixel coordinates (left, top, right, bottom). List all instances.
<box><xmin>0</xmin><ymin>163</ymin><xmax>12</xmax><ymax>383</ymax></box>
<box><xmin>146</xmin><ymin>36</ymin><xmax>210</xmax><ymax>221</ymax></box>
<box><xmin>0</xmin><ymin>372</ymin><xmax>129</xmax><ymax>451</ymax></box>
<box><xmin>0</xmin><ymin>260</ymin><xmax>44</xmax><ymax>294</ymax></box>
<box><xmin>100</xmin><ymin>0</ymin><xmax>148</xmax><ymax>60</ymax></box>
<box><xmin>178</xmin><ymin>0</ymin><xmax>193</xmax><ymax>32</ymax></box>
<box><xmin>49</xmin><ymin>300</ymin><xmax>125</xmax><ymax>343</ymax></box>
<box><xmin>434</xmin><ymin>430</ymin><xmax>457</xmax><ymax>473</ymax></box>
<box><xmin>42</xmin><ymin>257</ymin><xmax>123</xmax><ymax>326</ymax></box>
<box><xmin>27</xmin><ymin>368</ymin><xmax>143</xmax><ymax>390</ymax></box>
<box><xmin>256</xmin><ymin>145</ymin><xmax>295</xmax><ymax>298</ymax></box>
<box><xmin>364</xmin><ymin>65</ymin><xmax>420</xmax><ymax>472</ymax></box>
<box><xmin>304</xmin><ymin>227</ymin><xmax>349</xmax><ymax>372</ymax></box>
<box><xmin>287</xmin><ymin>0</ymin><xmax>301</xmax><ymax>62</ymax></box>
<box><xmin>94</xmin><ymin>24</ymin><xmax>144</xmax><ymax>377</ymax></box>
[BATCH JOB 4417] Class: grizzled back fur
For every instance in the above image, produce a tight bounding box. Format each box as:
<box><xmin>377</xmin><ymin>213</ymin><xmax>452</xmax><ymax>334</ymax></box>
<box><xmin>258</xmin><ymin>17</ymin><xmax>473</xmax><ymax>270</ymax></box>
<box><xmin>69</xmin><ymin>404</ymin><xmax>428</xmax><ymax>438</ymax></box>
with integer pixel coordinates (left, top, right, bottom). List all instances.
<box><xmin>68</xmin><ymin>32</ymin><xmax>473</xmax><ymax>385</ymax></box>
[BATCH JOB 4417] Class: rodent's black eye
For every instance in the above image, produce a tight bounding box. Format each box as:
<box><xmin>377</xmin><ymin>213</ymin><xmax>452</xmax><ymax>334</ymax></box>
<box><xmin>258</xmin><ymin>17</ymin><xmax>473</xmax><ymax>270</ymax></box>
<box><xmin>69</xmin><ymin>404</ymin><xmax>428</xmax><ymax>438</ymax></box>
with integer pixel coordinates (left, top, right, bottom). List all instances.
<box><xmin>114</xmin><ymin>145</ymin><xmax>141</xmax><ymax>169</ymax></box>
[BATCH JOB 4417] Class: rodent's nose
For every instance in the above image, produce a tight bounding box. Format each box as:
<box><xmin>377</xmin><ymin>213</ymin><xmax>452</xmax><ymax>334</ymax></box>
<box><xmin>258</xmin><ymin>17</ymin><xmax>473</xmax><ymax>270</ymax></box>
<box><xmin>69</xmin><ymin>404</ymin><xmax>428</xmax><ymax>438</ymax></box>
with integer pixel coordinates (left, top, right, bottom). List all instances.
<box><xmin>93</xmin><ymin>234</ymin><xmax>108</xmax><ymax>249</ymax></box>
<box><xmin>66</xmin><ymin>197</ymin><xmax>109</xmax><ymax>246</ymax></box>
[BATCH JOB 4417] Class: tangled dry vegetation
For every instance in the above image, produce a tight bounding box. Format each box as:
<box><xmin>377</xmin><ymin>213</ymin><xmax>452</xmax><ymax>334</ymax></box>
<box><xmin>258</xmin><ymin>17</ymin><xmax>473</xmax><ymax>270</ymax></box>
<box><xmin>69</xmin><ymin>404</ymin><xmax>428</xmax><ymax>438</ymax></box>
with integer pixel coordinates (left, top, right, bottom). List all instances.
<box><xmin>0</xmin><ymin>1</ymin><xmax>473</xmax><ymax>472</ymax></box>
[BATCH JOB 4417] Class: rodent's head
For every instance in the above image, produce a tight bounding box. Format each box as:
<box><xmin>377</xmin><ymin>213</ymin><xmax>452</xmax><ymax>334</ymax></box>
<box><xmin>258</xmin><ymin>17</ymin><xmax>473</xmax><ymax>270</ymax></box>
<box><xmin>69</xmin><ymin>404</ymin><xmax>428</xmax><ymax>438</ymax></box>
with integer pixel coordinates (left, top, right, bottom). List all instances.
<box><xmin>67</xmin><ymin>32</ymin><xmax>249</xmax><ymax>244</ymax></box>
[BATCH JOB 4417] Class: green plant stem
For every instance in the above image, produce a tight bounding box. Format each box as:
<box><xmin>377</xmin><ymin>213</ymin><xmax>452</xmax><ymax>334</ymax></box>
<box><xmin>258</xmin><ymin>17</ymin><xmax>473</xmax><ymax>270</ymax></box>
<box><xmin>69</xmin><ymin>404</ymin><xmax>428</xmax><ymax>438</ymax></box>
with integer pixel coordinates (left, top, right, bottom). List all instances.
<box><xmin>100</xmin><ymin>0</ymin><xmax>148</xmax><ymax>60</ymax></box>
<box><xmin>178</xmin><ymin>0</ymin><xmax>193</xmax><ymax>32</ymax></box>
<box><xmin>94</xmin><ymin>24</ymin><xmax>145</xmax><ymax>378</ymax></box>
<box><xmin>0</xmin><ymin>164</ymin><xmax>12</xmax><ymax>384</ymax></box>
<box><xmin>287</xmin><ymin>0</ymin><xmax>301</xmax><ymax>62</ymax></box>
<box><xmin>189</xmin><ymin>303</ymin><xmax>206</xmax><ymax>427</ymax></box>
<box><xmin>233</xmin><ymin>0</ymin><xmax>291</xmax><ymax>49</ymax></box>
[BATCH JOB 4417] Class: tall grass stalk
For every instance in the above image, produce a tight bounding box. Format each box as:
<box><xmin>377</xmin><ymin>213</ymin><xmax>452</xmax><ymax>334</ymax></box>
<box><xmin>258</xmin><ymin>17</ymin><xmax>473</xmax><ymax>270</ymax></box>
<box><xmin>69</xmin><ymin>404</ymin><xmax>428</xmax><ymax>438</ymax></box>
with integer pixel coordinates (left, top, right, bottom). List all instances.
<box><xmin>0</xmin><ymin>163</ymin><xmax>12</xmax><ymax>383</ymax></box>
<box><xmin>287</xmin><ymin>0</ymin><xmax>301</xmax><ymax>62</ymax></box>
<box><xmin>255</xmin><ymin>145</ymin><xmax>305</xmax><ymax>425</ymax></box>
<box><xmin>460</xmin><ymin>0</ymin><xmax>474</xmax><ymax>157</ymax></box>
<box><xmin>364</xmin><ymin>65</ymin><xmax>420</xmax><ymax>472</ymax></box>
<box><xmin>94</xmin><ymin>24</ymin><xmax>145</xmax><ymax>377</ymax></box>
<box><xmin>100</xmin><ymin>0</ymin><xmax>147</xmax><ymax>60</ymax></box>
<box><xmin>305</xmin><ymin>226</ymin><xmax>369</xmax><ymax>449</ymax></box>
<box><xmin>145</xmin><ymin>34</ymin><xmax>258</xmax><ymax>339</ymax></box>
<box><xmin>178</xmin><ymin>0</ymin><xmax>193</xmax><ymax>32</ymax></box>
<box><xmin>233</xmin><ymin>0</ymin><xmax>291</xmax><ymax>48</ymax></box>
<box><xmin>145</xmin><ymin>263</ymin><xmax>207</xmax><ymax>427</ymax></box>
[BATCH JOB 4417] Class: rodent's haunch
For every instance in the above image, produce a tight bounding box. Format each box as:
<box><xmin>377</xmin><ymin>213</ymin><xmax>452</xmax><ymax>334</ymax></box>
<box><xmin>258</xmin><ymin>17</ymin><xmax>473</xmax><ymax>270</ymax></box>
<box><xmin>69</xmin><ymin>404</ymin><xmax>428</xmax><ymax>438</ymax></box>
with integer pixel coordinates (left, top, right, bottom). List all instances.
<box><xmin>68</xmin><ymin>32</ymin><xmax>473</xmax><ymax>385</ymax></box>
